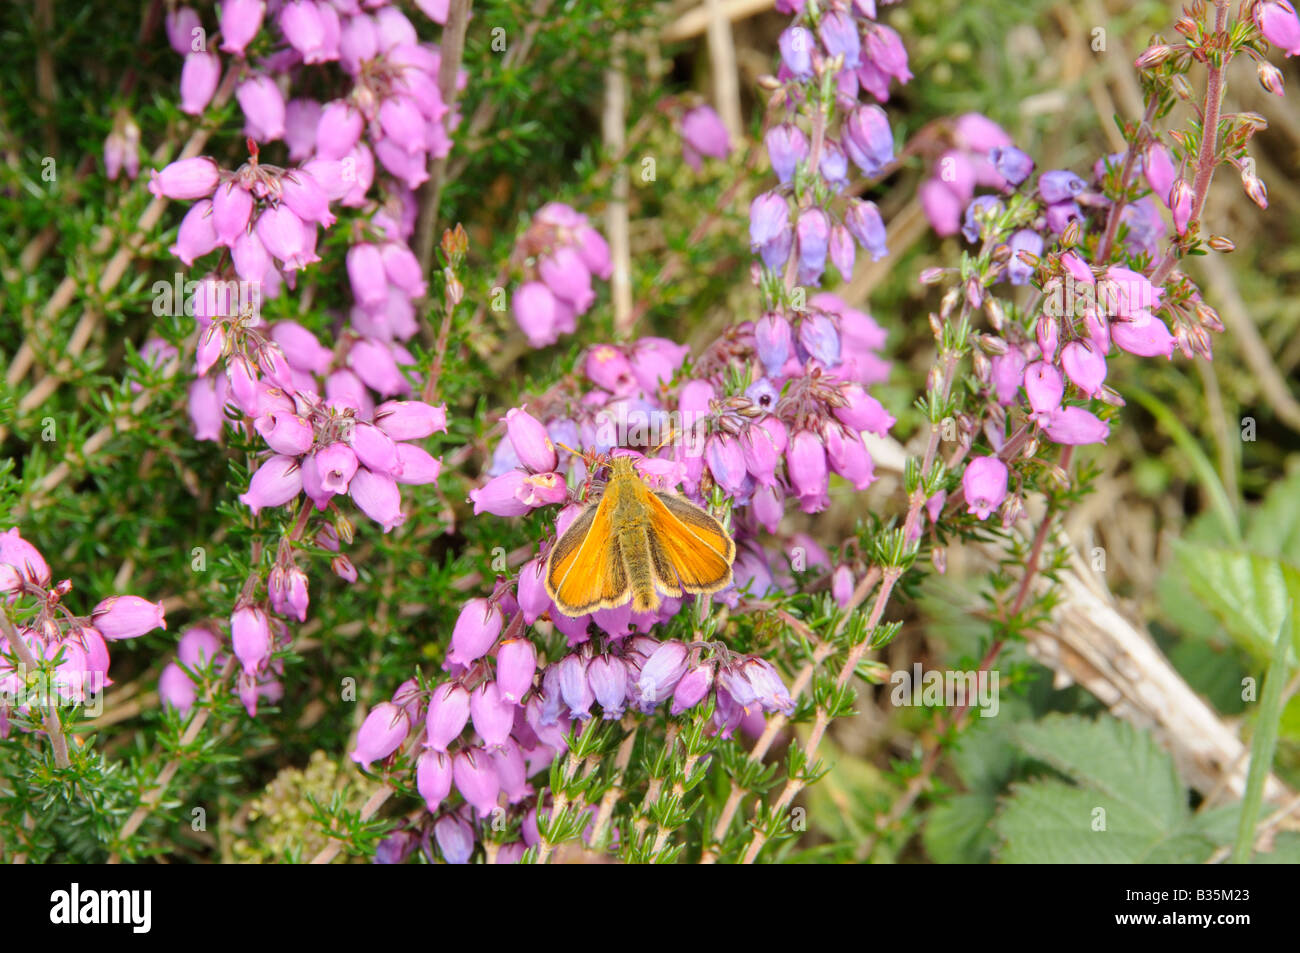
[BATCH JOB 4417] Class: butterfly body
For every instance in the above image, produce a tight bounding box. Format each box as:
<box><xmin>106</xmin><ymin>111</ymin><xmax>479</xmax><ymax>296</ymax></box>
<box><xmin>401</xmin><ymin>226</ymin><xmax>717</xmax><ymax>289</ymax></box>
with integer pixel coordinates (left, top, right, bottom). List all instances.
<box><xmin>544</xmin><ymin>456</ymin><xmax>736</xmax><ymax>616</ymax></box>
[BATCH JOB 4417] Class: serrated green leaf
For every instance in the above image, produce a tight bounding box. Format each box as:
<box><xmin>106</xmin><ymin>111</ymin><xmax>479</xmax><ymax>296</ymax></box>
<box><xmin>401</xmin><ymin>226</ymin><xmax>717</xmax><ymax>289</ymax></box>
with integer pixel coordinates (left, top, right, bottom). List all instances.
<box><xmin>1172</xmin><ymin>543</ymin><xmax>1300</xmax><ymax>662</ymax></box>
<box><xmin>1013</xmin><ymin>714</ymin><xmax>1186</xmax><ymax>831</ymax></box>
<box><xmin>923</xmin><ymin>793</ymin><xmax>997</xmax><ymax>864</ymax></box>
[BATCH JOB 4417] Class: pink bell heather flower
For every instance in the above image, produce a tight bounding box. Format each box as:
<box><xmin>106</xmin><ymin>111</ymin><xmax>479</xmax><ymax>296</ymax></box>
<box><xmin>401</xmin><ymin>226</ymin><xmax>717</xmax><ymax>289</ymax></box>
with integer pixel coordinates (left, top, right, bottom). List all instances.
<box><xmin>254</xmin><ymin>410</ymin><xmax>313</xmax><ymax>455</ymax></box>
<box><xmin>421</xmin><ymin>748</ymin><xmax>457</xmax><ymax>811</ymax></box>
<box><xmin>178</xmin><ymin>626</ymin><xmax>222</xmax><ymax>669</ymax></box>
<box><xmin>750</xmin><ymin>191</ymin><xmax>792</xmax><ymax>269</ymax></box>
<box><xmin>239</xmin><ymin>455</ymin><xmax>303</xmax><ymax>514</ymax></box>
<box><xmin>470</xmin><ymin>682</ymin><xmax>514</xmax><ymax>748</ymax></box>
<box><xmin>829</xmin><ymin>224</ymin><xmax>855</xmax><ymax>281</ymax></box>
<box><xmin>513</xmin><ymin>281</ymin><xmax>559</xmax><ymax>347</ymax></box>
<box><xmin>417</xmin><ymin>749</ymin><xmax>454</xmax><ymax>811</ymax></box>
<box><xmin>0</xmin><ymin>529</ymin><xmax>51</xmax><ymax>586</ymax></box>
<box><xmin>349</xmin><ymin>467</ymin><xmax>405</xmax><ymax>532</ymax></box>
<box><xmin>352</xmin><ymin>702</ymin><xmax>410</xmax><ymax>769</ymax></box>
<box><xmin>375</xmin><ymin>400</ymin><xmax>448</xmax><ymax>440</ymax></box>
<box><xmin>453</xmin><ymin>748</ymin><xmax>501</xmax><ymax>815</ymax></box>
<box><xmin>920</xmin><ymin>178</ymin><xmax>963</xmax><ymax>236</ymax></box>
<box><xmin>149</xmin><ymin>157</ymin><xmax>220</xmax><ymax>200</ymax></box>
<box><xmin>316</xmin><ymin>101</ymin><xmax>363</xmax><ymax>159</ymax></box>
<box><xmin>159</xmin><ymin>663</ymin><xmax>197</xmax><ymax>714</ymax></box>
<box><xmin>844</xmin><ymin>199</ymin><xmax>888</xmax><ymax>260</ymax></box>
<box><xmin>1257</xmin><ymin>1</ymin><xmax>1300</xmax><ymax>55</ymax></box>
<box><xmin>492</xmin><ymin>741</ymin><xmax>531</xmax><ymax>804</ymax></box>
<box><xmin>104</xmin><ymin>114</ymin><xmax>141</xmax><ymax>181</ymax></box>
<box><xmin>834</xmin><ymin>383</ymin><xmax>895</xmax><ymax>434</ymax></box>
<box><xmin>179</xmin><ymin>52</ymin><xmax>221</xmax><ymax>115</ymax></box>
<box><xmin>231</xmin><ymin>605</ymin><xmax>272</xmax><ymax>674</ymax></box>
<box><xmin>517</xmin><ymin>472</ymin><xmax>567</xmax><ymax>507</ymax></box>
<box><xmin>779</xmin><ymin>25</ymin><xmax>814</xmax><ymax>77</ymax></box>
<box><xmin>962</xmin><ymin>456</ymin><xmax>1009</xmax><ymax>521</ymax></box>
<box><xmin>1170</xmin><ymin>180</ymin><xmax>1193</xmax><ymax>235</ymax></box>
<box><xmin>739</xmin><ymin>423</ymin><xmax>780</xmax><ymax>486</ymax></box>
<box><xmin>469</xmin><ymin>471</ymin><xmax>533</xmax><ymax>516</ymax></box>
<box><xmin>169</xmin><ymin>200</ymin><xmax>218</xmax><ymax>266</ymax></box>
<box><xmin>92</xmin><ymin>596</ymin><xmax>166</xmax><ymax>640</ymax></box>
<box><xmin>220</xmin><ymin>0</ymin><xmax>264</xmax><ymax>54</ymax></box>
<box><xmin>230</xmin><ymin>231</ymin><xmax>270</xmax><ymax>282</ymax></box>
<box><xmin>1111</xmin><ymin>311</ymin><xmax>1176</xmax><ymax>358</ymax></box>
<box><xmin>167</xmin><ymin>6</ymin><xmax>202</xmax><ymax>54</ymax></box>
<box><xmin>832</xmin><ymin>565</ymin><xmax>854</xmax><ymax>607</ymax></box>
<box><xmin>279</xmin><ymin>0</ymin><xmax>332</xmax><ymax>64</ymax></box>
<box><xmin>1044</xmin><ymin>406</ymin><xmax>1110</xmax><ymax>445</ymax></box>
<box><xmin>557</xmin><ymin>653</ymin><xmax>594</xmax><ymax>720</ymax></box>
<box><xmin>765</xmin><ymin>124</ymin><xmax>808</xmax><ymax>185</ymax></box>
<box><xmin>681</xmin><ymin>105</ymin><xmax>732</xmax><ymax>170</ymax></box>
<box><xmin>434</xmin><ymin>814</ymin><xmax>475</xmax><ymax>864</ymax></box>
<box><xmin>633</xmin><ymin>640</ymin><xmax>688</xmax><ymax>712</ymax></box>
<box><xmin>706</xmin><ymin>434</ymin><xmax>747</xmax><ymax>495</ymax></box>
<box><xmin>270</xmin><ymin>566</ymin><xmax>310</xmax><ymax>622</ymax></box>
<box><xmin>587</xmin><ymin>655</ymin><xmax>628</xmax><ymax>719</ymax></box>
<box><xmin>796</xmin><ymin>208</ymin><xmax>831</xmax><ymax>285</ymax></box>
<box><xmin>825</xmin><ymin>427</ymin><xmax>875</xmax><ymax>490</ymax></box>
<box><xmin>990</xmin><ymin>145</ymin><xmax>1034</xmax><ymax>186</ymax></box>
<box><xmin>426</xmin><ymin>683</ymin><xmax>471</xmax><ymax>751</ymax></box>
<box><xmin>990</xmin><ymin>350</ymin><xmax>1027</xmax><ymax>406</ymax></box>
<box><xmin>1060</xmin><ymin>341</ymin><xmax>1107</xmax><ymax>396</ymax></box>
<box><xmin>280</xmin><ymin>169</ymin><xmax>334</xmax><ymax>227</ymax></box>
<box><xmin>629</xmin><ymin>337</ymin><xmax>689</xmax><ymax>392</ymax></box>
<box><xmin>497</xmin><ymin>637</ymin><xmax>538</xmax><ymax>702</ymax></box>
<box><xmin>819</xmin><ymin>10</ymin><xmax>861</xmax><ymax>68</ymax></box>
<box><xmin>539</xmin><ymin>246</ymin><xmax>594</xmax><ymax>311</ymax></box>
<box><xmin>669</xmin><ymin>660</ymin><xmax>714</xmax><ymax>715</ymax></box>
<box><xmin>842</xmin><ymin>105</ymin><xmax>893</xmax><ymax>176</ymax></box>
<box><xmin>506</xmin><ymin>408</ymin><xmax>558</xmax><ymax>473</ymax></box>
<box><xmin>348</xmin><ymin>422</ymin><xmax>399</xmax><ymax>476</ymax></box>
<box><xmin>211</xmin><ymin>181</ymin><xmax>255</xmax><ymax>245</ymax></box>
<box><xmin>256</xmin><ymin>205</ymin><xmax>315</xmax><ymax>270</ymax></box>
<box><xmin>1143</xmin><ymin>141</ymin><xmax>1176</xmax><ymax>204</ymax></box>
<box><xmin>1025</xmin><ymin>361</ymin><xmax>1064</xmax><ymax>419</ymax></box>
<box><xmin>788</xmin><ymin>429</ymin><xmax>830</xmax><ymax>512</ymax></box>
<box><xmin>237</xmin><ymin>74</ymin><xmax>286</xmax><ymax>142</ymax></box>
<box><xmin>754</xmin><ymin>313</ymin><xmax>793</xmax><ymax>373</ymax></box>
<box><xmin>448</xmin><ymin>598</ymin><xmax>503</xmax><ymax>668</ymax></box>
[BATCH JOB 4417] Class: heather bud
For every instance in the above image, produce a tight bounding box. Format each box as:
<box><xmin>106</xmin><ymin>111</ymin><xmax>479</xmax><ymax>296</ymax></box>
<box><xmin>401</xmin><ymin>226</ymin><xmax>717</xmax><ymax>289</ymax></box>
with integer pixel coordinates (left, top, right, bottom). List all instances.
<box><xmin>230</xmin><ymin>605</ymin><xmax>272</xmax><ymax>674</ymax></box>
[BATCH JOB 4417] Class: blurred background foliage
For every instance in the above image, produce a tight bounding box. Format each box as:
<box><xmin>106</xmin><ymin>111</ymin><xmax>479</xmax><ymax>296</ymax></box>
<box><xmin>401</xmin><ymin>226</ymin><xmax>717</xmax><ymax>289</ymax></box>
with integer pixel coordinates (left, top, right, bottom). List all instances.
<box><xmin>1</xmin><ymin>0</ymin><xmax>1298</xmax><ymax>862</ymax></box>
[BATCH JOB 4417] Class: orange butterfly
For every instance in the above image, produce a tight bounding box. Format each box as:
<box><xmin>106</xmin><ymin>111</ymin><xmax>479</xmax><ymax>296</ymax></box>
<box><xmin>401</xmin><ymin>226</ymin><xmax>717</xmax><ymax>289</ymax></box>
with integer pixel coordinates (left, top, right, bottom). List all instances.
<box><xmin>544</xmin><ymin>455</ymin><xmax>736</xmax><ymax>616</ymax></box>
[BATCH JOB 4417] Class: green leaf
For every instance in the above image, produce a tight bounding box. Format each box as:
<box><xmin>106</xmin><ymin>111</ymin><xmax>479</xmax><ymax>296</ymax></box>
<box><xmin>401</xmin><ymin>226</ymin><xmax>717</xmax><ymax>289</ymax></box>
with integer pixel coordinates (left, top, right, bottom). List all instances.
<box><xmin>995</xmin><ymin>782</ymin><xmax>1212</xmax><ymax>863</ymax></box>
<box><xmin>1232</xmin><ymin>601</ymin><xmax>1291</xmax><ymax>864</ymax></box>
<box><xmin>1172</xmin><ymin>543</ymin><xmax>1300</xmax><ymax>662</ymax></box>
<box><xmin>924</xmin><ymin>792</ymin><xmax>998</xmax><ymax>864</ymax></box>
<box><xmin>1013</xmin><ymin>714</ymin><xmax>1186</xmax><ymax>831</ymax></box>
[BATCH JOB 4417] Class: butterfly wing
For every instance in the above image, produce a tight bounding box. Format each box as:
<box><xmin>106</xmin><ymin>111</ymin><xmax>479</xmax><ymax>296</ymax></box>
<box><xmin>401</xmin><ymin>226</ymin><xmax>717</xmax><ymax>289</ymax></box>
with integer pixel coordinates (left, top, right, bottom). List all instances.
<box><xmin>545</xmin><ymin>496</ymin><xmax>630</xmax><ymax>615</ymax></box>
<box><xmin>645</xmin><ymin>491</ymin><xmax>735</xmax><ymax>594</ymax></box>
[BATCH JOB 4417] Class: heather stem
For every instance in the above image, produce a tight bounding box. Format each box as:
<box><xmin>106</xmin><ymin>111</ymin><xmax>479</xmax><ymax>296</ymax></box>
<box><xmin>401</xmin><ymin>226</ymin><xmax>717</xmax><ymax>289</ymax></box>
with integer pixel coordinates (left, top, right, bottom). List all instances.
<box><xmin>0</xmin><ymin>608</ymin><xmax>70</xmax><ymax>769</ymax></box>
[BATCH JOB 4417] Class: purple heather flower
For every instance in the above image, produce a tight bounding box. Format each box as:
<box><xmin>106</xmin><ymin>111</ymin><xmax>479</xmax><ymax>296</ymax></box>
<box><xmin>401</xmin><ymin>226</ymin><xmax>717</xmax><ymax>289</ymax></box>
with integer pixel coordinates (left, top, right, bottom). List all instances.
<box><xmin>1111</xmin><ymin>312</ymin><xmax>1176</xmax><ymax>358</ymax></box>
<box><xmin>834</xmin><ymin>383</ymin><xmax>895</xmax><ymax>435</ymax></box>
<box><xmin>434</xmin><ymin>814</ymin><xmax>474</xmax><ymax>864</ymax></box>
<box><xmin>352</xmin><ymin>702</ymin><xmax>410</xmax><ymax>769</ymax></box>
<box><xmin>237</xmin><ymin>74</ymin><xmax>286</xmax><ymax>142</ymax></box>
<box><xmin>220</xmin><ymin>0</ymin><xmax>264</xmax><ymax>55</ymax></box>
<box><xmin>920</xmin><ymin>178</ymin><xmax>963</xmax><ymax>237</ymax></box>
<box><xmin>558</xmin><ymin>653</ymin><xmax>594</xmax><ymax>720</ymax></box>
<box><xmin>1257</xmin><ymin>1</ymin><xmax>1300</xmax><ymax>55</ymax></box>
<box><xmin>170</xmin><ymin>199</ymin><xmax>219</xmax><ymax>266</ymax></box>
<box><xmin>374</xmin><ymin>400</ymin><xmax>448</xmax><ymax>441</ymax></box>
<box><xmin>349</xmin><ymin>466</ymin><xmax>405</xmax><ymax>532</ymax></box>
<box><xmin>1025</xmin><ymin>361</ymin><xmax>1064</xmax><ymax>419</ymax></box>
<box><xmin>796</xmin><ymin>208</ymin><xmax>831</xmax><ymax>285</ymax></box>
<box><xmin>1060</xmin><ymin>341</ymin><xmax>1107</xmax><ymax>397</ymax></box>
<box><xmin>470</xmin><ymin>681</ymin><xmax>514</xmax><ymax>749</ymax></box>
<box><xmin>211</xmin><ymin>181</ymin><xmax>254</xmax><ymax>245</ymax></box>
<box><xmin>753</xmin><ymin>313</ymin><xmax>793</xmax><ymax>373</ymax></box>
<box><xmin>779</xmin><ymin>26</ymin><xmax>814</xmax><ymax>77</ymax></box>
<box><xmin>497</xmin><ymin>637</ymin><xmax>538</xmax><ymax>702</ymax></box>
<box><xmin>705</xmin><ymin>433</ymin><xmax>748</xmax><ymax>495</ymax></box>
<box><xmin>798</xmin><ymin>312</ymin><xmax>841</xmax><ymax>364</ymax></box>
<box><xmin>1170</xmin><ymin>180</ymin><xmax>1193</xmax><ymax>235</ymax></box>
<box><xmin>962</xmin><ymin>456</ymin><xmax>1009</xmax><ymax>521</ymax></box>
<box><xmin>167</xmin><ymin>6</ymin><xmax>201</xmax><ymax>54</ymax></box>
<box><xmin>669</xmin><ymin>660</ymin><xmax>714</xmax><ymax>715</ymax></box>
<box><xmin>159</xmin><ymin>663</ymin><xmax>196</xmax><ymax>714</ymax></box>
<box><xmin>953</xmin><ymin>113</ymin><xmax>1013</xmax><ymax>154</ymax></box>
<box><xmin>448</xmin><ymin>599</ymin><xmax>503</xmax><ymax>668</ymax></box>
<box><xmin>92</xmin><ymin>595</ymin><xmax>166</xmax><ymax>641</ymax></box>
<box><xmin>634</xmin><ymin>641</ymin><xmax>688</xmax><ymax>711</ymax></box>
<box><xmin>681</xmin><ymin>105</ymin><xmax>732</xmax><ymax>169</ymax></box>
<box><xmin>417</xmin><ymin>749</ymin><xmax>453</xmax><ymax>812</ymax></box>
<box><xmin>990</xmin><ymin>146</ymin><xmax>1035</xmax><ymax>186</ymax></box>
<box><xmin>254</xmin><ymin>410</ymin><xmax>313</xmax><ymax>456</ymax></box>
<box><xmin>749</xmin><ymin>191</ymin><xmax>792</xmax><ymax>269</ymax></box>
<box><xmin>453</xmin><ymin>748</ymin><xmax>501</xmax><ymax>815</ymax></box>
<box><xmin>825</xmin><ymin>427</ymin><xmax>874</xmax><ymax>489</ymax></box>
<box><xmin>178</xmin><ymin>626</ymin><xmax>222</xmax><ymax>669</ymax></box>
<box><xmin>844</xmin><ymin>199</ymin><xmax>888</xmax><ymax>260</ymax></box>
<box><xmin>239</xmin><ymin>454</ymin><xmax>303</xmax><ymax>514</ymax></box>
<box><xmin>513</xmin><ymin>281</ymin><xmax>559</xmax><ymax>347</ymax></box>
<box><xmin>629</xmin><ymin>337</ymin><xmax>689</xmax><ymax>392</ymax></box>
<box><xmin>394</xmin><ymin>444</ymin><xmax>442</xmax><ymax>486</ymax></box>
<box><xmin>148</xmin><ymin>157</ymin><xmax>220</xmax><ymax>200</ymax></box>
<box><xmin>505</xmin><ymin>408</ymin><xmax>558</xmax><ymax>474</ymax></box>
<box><xmin>832</xmin><ymin>565</ymin><xmax>854</xmax><ymax>607</ymax></box>
<box><xmin>230</xmin><ymin>605</ymin><xmax>272</xmax><ymax>675</ymax></box>
<box><xmin>765</xmin><ymin>124</ymin><xmax>808</xmax><ymax>185</ymax></box>
<box><xmin>426</xmin><ymin>683</ymin><xmax>471</xmax><ymax>751</ymax></box>
<box><xmin>316</xmin><ymin>101</ymin><xmax>363</xmax><ymax>159</ymax></box>
<box><xmin>1143</xmin><ymin>141</ymin><xmax>1176</xmax><ymax>204</ymax></box>
<box><xmin>1044</xmin><ymin>406</ymin><xmax>1110</xmax><ymax>445</ymax></box>
<box><xmin>179</xmin><ymin>52</ymin><xmax>221</xmax><ymax>115</ymax></box>
<box><xmin>1006</xmin><ymin>229</ymin><xmax>1042</xmax><ymax>286</ymax></box>
<box><xmin>819</xmin><ymin>10</ymin><xmax>861</xmax><ymax>68</ymax></box>
<box><xmin>829</xmin><ymin>224</ymin><xmax>855</xmax><ymax>281</ymax></box>
<box><xmin>1044</xmin><ymin>200</ymin><xmax>1083</xmax><ymax>236</ymax></box>
<box><xmin>587</xmin><ymin>655</ymin><xmax>628</xmax><ymax>719</ymax></box>
<box><xmin>842</xmin><ymin>105</ymin><xmax>893</xmax><ymax>176</ymax></box>
<box><xmin>469</xmin><ymin>471</ymin><xmax>532</xmax><ymax>517</ymax></box>
<box><xmin>788</xmin><ymin>429</ymin><xmax>829</xmax><ymax>512</ymax></box>
<box><xmin>961</xmin><ymin>195</ymin><xmax>1003</xmax><ymax>244</ymax></box>
<box><xmin>1038</xmin><ymin>170</ymin><xmax>1087</xmax><ymax>204</ymax></box>
<box><xmin>819</xmin><ymin>140</ymin><xmax>850</xmax><ymax>191</ymax></box>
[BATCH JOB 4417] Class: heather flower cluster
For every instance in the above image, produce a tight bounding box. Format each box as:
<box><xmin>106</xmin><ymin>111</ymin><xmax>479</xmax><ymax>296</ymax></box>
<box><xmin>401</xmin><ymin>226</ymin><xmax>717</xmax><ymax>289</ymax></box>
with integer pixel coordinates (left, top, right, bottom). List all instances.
<box><xmin>1</xmin><ymin>529</ymin><xmax>166</xmax><ymax>735</ymax></box>
<box><xmin>510</xmin><ymin>203</ymin><xmax>613</xmax><ymax>348</ymax></box>
<box><xmin>138</xmin><ymin>1</ymin><xmax>462</xmax><ymax>723</ymax></box>
<box><xmin>752</xmin><ymin>0</ymin><xmax>908</xmax><ymax>282</ymax></box>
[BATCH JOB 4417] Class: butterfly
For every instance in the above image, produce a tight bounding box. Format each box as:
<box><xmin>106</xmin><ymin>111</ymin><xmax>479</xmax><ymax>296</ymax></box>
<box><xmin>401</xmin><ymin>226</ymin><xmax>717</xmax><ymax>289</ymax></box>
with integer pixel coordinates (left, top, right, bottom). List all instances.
<box><xmin>544</xmin><ymin>455</ymin><xmax>736</xmax><ymax>616</ymax></box>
